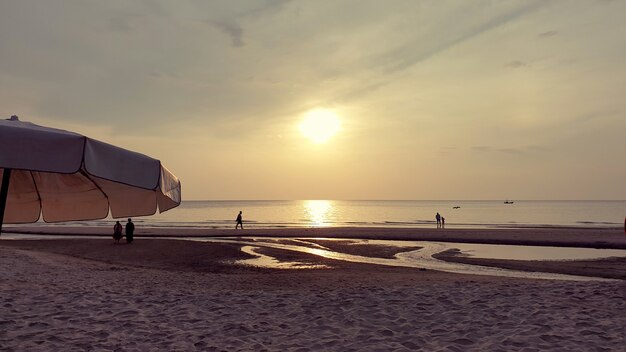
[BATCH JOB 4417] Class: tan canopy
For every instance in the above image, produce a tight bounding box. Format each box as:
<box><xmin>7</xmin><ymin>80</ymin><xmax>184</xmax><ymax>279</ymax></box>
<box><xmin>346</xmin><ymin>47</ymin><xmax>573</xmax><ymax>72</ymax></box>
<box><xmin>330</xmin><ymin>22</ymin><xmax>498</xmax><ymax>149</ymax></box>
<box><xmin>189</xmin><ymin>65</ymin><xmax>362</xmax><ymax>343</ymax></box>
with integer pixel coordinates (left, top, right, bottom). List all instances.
<box><xmin>0</xmin><ymin>116</ymin><xmax>181</xmax><ymax>225</ymax></box>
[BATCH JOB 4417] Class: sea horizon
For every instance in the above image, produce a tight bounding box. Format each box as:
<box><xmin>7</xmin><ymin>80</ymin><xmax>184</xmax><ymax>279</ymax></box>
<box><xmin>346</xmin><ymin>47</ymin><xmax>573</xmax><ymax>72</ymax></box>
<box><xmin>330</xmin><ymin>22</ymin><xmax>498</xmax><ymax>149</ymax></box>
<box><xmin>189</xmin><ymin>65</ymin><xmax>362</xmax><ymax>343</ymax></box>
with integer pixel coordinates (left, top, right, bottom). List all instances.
<box><xmin>182</xmin><ymin>199</ymin><xmax>626</xmax><ymax>202</ymax></box>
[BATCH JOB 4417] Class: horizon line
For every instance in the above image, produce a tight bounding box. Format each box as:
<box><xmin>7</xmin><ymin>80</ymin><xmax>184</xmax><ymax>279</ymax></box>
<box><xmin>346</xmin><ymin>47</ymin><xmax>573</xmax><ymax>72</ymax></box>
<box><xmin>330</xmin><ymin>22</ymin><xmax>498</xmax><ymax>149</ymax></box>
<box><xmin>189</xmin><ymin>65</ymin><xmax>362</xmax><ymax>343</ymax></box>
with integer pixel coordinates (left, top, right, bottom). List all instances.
<box><xmin>180</xmin><ymin>199</ymin><xmax>626</xmax><ymax>202</ymax></box>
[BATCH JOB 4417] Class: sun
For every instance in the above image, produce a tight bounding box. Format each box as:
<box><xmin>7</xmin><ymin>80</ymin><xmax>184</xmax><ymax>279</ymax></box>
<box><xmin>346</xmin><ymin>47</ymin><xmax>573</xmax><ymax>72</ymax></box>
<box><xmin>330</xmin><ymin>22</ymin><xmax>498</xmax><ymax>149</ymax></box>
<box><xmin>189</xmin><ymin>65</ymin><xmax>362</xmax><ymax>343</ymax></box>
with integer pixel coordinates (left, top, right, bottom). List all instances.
<box><xmin>299</xmin><ymin>109</ymin><xmax>341</xmax><ymax>144</ymax></box>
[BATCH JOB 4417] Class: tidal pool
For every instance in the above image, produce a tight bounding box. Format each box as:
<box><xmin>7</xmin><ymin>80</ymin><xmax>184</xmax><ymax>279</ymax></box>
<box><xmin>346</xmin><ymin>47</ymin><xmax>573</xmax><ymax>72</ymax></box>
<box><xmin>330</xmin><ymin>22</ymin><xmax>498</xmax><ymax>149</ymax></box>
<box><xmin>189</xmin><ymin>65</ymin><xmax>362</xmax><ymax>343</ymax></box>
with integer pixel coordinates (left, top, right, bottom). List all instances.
<box><xmin>192</xmin><ymin>238</ymin><xmax>624</xmax><ymax>281</ymax></box>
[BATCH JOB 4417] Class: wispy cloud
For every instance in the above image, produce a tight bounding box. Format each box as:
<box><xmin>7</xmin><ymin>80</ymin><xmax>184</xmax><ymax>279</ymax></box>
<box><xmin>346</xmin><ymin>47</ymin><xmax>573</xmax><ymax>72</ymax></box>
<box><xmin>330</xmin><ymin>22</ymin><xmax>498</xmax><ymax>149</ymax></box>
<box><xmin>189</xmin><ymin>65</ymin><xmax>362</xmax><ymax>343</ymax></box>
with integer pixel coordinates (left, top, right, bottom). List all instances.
<box><xmin>208</xmin><ymin>19</ymin><xmax>245</xmax><ymax>47</ymax></box>
<box><xmin>497</xmin><ymin>148</ymin><xmax>524</xmax><ymax>154</ymax></box>
<box><xmin>526</xmin><ymin>145</ymin><xmax>550</xmax><ymax>152</ymax></box>
<box><xmin>473</xmin><ymin>145</ymin><xmax>548</xmax><ymax>154</ymax></box>
<box><xmin>538</xmin><ymin>30</ymin><xmax>559</xmax><ymax>37</ymax></box>
<box><xmin>505</xmin><ymin>60</ymin><xmax>530</xmax><ymax>68</ymax></box>
<box><xmin>376</xmin><ymin>1</ymin><xmax>545</xmax><ymax>74</ymax></box>
<box><xmin>570</xmin><ymin>110</ymin><xmax>619</xmax><ymax>125</ymax></box>
<box><xmin>472</xmin><ymin>146</ymin><xmax>492</xmax><ymax>152</ymax></box>
<box><xmin>326</xmin><ymin>1</ymin><xmax>546</xmax><ymax>105</ymax></box>
<box><xmin>238</xmin><ymin>0</ymin><xmax>293</xmax><ymax>19</ymax></box>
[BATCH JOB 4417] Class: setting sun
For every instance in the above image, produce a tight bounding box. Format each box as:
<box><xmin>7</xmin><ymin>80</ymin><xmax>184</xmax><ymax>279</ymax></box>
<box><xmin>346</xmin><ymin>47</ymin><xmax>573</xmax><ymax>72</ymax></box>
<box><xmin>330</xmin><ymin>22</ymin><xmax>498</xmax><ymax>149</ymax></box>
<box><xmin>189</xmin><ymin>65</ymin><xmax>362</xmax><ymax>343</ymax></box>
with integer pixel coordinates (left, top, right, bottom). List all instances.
<box><xmin>299</xmin><ymin>109</ymin><xmax>341</xmax><ymax>144</ymax></box>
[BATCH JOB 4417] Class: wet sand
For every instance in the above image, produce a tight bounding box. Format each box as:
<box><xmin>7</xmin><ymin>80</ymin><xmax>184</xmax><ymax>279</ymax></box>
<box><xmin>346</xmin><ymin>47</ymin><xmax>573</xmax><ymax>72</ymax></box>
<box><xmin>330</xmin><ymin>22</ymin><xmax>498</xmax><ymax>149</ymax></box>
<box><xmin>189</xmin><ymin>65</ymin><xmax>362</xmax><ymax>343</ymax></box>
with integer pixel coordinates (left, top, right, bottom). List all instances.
<box><xmin>6</xmin><ymin>225</ymin><xmax>626</xmax><ymax>249</ymax></box>
<box><xmin>434</xmin><ymin>248</ymin><xmax>626</xmax><ymax>280</ymax></box>
<box><xmin>1</xmin><ymin>234</ymin><xmax>626</xmax><ymax>351</ymax></box>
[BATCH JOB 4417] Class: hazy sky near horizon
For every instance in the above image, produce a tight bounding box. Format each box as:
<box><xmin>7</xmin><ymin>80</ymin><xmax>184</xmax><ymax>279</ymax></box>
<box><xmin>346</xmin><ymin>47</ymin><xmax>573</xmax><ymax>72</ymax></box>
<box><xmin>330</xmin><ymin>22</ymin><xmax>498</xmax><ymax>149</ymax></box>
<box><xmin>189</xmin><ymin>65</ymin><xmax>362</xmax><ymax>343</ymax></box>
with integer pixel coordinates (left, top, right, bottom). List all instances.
<box><xmin>1</xmin><ymin>0</ymin><xmax>625</xmax><ymax>200</ymax></box>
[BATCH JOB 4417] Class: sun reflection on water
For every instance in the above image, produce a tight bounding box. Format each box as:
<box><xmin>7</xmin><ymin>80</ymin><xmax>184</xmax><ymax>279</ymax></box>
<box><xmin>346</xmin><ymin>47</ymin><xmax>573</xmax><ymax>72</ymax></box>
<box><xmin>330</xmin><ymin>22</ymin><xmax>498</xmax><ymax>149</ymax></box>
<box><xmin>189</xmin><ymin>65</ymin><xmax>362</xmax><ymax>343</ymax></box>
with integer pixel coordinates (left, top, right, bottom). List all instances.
<box><xmin>303</xmin><ymin>200</ymin><xmax>333</xmax><ymax>227</ymax></box>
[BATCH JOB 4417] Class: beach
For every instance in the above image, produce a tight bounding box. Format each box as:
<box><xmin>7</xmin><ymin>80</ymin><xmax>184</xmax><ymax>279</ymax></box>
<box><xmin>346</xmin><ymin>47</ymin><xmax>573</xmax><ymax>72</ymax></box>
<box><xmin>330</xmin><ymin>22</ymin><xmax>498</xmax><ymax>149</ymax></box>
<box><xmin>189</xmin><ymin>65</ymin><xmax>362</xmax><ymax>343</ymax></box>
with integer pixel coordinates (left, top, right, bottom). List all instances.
<box><xmin>2</xmin><ymin>227</ymin><xmax>626</xmax><ymax>351</ymax></box>
<box><xmin>3</xmin><ymin>0</ymin><xmax>626</xmax><ymax>350</ymax></box>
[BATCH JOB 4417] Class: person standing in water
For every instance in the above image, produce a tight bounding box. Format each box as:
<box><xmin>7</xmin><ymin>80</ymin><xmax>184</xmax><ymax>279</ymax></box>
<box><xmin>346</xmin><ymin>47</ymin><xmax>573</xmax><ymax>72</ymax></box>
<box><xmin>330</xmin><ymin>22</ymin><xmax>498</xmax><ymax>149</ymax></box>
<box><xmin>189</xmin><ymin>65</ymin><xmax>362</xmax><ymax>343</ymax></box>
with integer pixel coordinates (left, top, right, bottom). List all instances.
<box><xmin>436</xmin><ymin>212</ymin><xmax>441</xmax><ymax>228</ymax></box>
<box><xmin>235</xmin><ymin>211</ymin><xmax>244</xmax><ymax>229</ymax></box>
<box><xmin>441</xmin><ymin>216</ymin><xmax>445</xmax><ymax>229</ymax></box>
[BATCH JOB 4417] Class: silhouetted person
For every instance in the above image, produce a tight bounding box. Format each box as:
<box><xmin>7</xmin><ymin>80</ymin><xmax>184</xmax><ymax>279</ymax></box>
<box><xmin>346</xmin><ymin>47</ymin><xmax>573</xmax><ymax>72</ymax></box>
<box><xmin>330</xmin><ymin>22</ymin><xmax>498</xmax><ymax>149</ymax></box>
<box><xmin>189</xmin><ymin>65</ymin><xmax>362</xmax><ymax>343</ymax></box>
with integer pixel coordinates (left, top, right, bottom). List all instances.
<box><xmin>441</xmin><ymin>217</ymin><xmax>445</xmax><ymax>229</ymax></box>
<box><xmin>436</xmin><ymin>212</ymin><xmax>441</xmax><ymax>229</ymax></box>
<box><xmin>113</xmin><ymin>221</ymin><xmax>123</xmax><ymax>244</ymax></box>
<box><xmin>125</xmin><ymin>218</ymin><xmax>135</xmax><ymax>243</ymax></box>
<box><xmin>235</xmin><ymin>211</ymin><xmax>243</xmax><ymax>229</ymax></box>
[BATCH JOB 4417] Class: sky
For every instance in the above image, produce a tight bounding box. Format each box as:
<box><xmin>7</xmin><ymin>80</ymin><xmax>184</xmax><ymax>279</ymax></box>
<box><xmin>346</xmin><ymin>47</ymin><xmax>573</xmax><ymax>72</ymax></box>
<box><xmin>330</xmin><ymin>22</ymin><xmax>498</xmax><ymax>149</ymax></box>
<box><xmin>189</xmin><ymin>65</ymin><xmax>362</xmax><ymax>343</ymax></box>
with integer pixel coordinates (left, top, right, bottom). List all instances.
<box><xmin>1</xmin><ymin>0</ymin><xmax>625</xmax><ymax>200</ymax></box>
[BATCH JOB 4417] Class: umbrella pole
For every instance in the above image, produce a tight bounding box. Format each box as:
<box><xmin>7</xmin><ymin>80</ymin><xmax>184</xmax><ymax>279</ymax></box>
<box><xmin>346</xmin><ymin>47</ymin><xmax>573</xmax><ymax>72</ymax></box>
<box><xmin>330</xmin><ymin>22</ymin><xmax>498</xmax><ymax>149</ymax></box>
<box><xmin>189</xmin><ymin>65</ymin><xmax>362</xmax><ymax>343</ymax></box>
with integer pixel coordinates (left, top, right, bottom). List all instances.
<box><xmin>0</xmin><ymin>168</ymin><xmax>11</xmax><ymax>236</ymax></box>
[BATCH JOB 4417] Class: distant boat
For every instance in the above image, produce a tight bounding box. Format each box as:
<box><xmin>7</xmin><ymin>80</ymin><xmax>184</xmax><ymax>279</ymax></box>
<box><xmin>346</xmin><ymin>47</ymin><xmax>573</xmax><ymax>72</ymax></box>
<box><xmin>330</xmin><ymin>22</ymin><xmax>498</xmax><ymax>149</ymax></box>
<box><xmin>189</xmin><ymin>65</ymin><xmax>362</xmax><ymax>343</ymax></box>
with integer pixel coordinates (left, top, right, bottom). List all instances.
<box><xmin>504</xmin><ymin>200</ymin><xmax>514</xmax><ymax>204</ymax></box>
<box><xmin>453</xmin><ymin>206</ymin><xmax>461</xmax><ymax>209</ymax></box>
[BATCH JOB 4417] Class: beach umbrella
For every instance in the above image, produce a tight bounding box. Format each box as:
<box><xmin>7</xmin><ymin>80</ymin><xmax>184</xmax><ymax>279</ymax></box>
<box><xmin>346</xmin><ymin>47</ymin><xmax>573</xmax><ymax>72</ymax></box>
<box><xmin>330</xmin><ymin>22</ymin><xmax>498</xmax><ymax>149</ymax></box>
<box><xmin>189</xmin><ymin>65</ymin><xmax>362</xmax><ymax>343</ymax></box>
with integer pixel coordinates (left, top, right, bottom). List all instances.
<box><xmin>0</xmin><ymin>115</ymin><xmax>181</xmax><ymax>234</ymax></box>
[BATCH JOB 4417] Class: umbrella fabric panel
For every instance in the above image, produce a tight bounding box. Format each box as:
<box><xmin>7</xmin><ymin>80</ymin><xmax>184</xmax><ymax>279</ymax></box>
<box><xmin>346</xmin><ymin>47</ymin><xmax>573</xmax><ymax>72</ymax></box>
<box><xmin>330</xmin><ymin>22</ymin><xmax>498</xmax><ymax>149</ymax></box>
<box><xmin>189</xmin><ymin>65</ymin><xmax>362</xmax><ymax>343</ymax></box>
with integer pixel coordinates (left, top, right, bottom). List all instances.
<box><xmin>1</xmin><ymin>168</ymin><xmax>179</xmax><ymax>223</ymax></box>
<box><xmin>84</xmin><ymin>139</ymin><xmax>161</xmax><ymax>190</ymax></box>
<box><xmin>157</xmin><ymin>165</ymin><xmax>181</xmax><ymax>213</ymax></box>
<box><xmin>157</xmin><ymin>192</ymin><xmax>178</xmax><ymax>213</ymax></box>
<box><xmin>0</xmin><ymin>119</ymin><xmax>84</xmax><ymax>173</ymax></box>
<box><xmin>92</xmin><ymin>176</ymin><xmax>158</xmax><ymax>218</ymax></box>
<box><xmin>35</xmin><ymin>171</ymin><xmax>109</xmax><ymax>222</ymax></box>
<box><xmin>1</xmin><ymin>169</ymin><xmax>41</xmax><ymax>223</ymax></box>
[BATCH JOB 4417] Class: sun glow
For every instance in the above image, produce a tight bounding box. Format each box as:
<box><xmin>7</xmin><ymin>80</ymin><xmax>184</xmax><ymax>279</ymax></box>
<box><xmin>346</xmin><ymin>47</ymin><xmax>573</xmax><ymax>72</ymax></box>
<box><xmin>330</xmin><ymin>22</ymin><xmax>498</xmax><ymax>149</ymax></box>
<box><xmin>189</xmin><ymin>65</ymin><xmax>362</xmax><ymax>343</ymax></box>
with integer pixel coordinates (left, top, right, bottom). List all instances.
<box><xmin>299</xmin><ymin>109</ymin><xmax>341</xmax><ymax>143</ymax></box>
<box><xmin>303</xmin><ymin>200</ymin><xmax>333</xmax><ymax>226</ymax></box>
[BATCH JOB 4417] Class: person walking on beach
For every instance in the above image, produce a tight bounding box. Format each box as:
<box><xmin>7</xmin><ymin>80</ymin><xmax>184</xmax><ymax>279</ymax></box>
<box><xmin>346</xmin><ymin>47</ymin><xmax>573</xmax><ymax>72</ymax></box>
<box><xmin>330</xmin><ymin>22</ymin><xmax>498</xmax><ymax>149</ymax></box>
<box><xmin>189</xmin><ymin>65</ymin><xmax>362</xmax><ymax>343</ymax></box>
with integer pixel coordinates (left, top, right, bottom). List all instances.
<box><xmin>125</xmin><ymin>218</ymin><xmax>135</xmax><ymax>244</ymax></box>
<box><xmin>113</xmin><ymin>221</ymin><xmax>123</xmax><ymax>244</ymax></box>
<box><xmin>235</xmin><ymin>211</ymin><xmax>244</xmax><ymax>229</ymax></box>
<box><xmin>436</xmin><ymin>212</ymin><xmax>441</xmax><ymax>229</ymax></box>
<box><xmin>441</xmin><ymin>216</ymin><xmax>445</xmax><ymax>229</ymax></box>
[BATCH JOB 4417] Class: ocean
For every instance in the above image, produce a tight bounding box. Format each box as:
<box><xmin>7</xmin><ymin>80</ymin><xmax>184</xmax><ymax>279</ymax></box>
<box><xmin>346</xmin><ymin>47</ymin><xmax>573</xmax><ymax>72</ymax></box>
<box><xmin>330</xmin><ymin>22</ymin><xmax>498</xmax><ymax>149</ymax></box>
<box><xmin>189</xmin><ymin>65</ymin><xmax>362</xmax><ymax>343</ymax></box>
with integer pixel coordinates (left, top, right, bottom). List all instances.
<box><xmin>22</xmin><ymin>200</ymin><xmax>626</xmax><ymax>230</ymax></box>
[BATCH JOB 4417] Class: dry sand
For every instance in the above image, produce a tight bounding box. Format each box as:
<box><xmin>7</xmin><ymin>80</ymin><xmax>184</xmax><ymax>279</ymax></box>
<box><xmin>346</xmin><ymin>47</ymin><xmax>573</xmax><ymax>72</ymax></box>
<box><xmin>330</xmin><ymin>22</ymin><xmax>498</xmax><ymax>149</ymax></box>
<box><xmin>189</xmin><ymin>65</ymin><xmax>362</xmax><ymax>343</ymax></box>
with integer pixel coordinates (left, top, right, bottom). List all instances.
<box><xmin>1</xmin><ymin>233</ymin><xmax>626</xmax><ymax>351</ymax></box>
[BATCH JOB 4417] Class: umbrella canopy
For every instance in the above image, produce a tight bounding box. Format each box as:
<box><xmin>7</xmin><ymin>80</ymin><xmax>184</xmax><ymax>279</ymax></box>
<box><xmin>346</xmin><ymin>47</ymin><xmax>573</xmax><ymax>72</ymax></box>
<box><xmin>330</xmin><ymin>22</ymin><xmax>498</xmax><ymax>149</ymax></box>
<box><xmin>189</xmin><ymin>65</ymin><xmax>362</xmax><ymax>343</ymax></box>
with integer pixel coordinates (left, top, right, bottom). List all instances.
<box><xmin>0</xmin><ymin>116</ymin><xmax>181</xmax><ymax>232</ymax></box>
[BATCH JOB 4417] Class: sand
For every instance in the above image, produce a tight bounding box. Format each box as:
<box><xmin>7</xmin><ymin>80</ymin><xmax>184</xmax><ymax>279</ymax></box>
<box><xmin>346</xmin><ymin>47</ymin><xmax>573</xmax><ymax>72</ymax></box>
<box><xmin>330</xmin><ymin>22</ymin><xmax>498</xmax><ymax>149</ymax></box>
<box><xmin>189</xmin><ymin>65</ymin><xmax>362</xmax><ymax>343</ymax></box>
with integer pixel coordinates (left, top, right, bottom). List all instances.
<box><xmin>1</xmin><ymin>229</ymin><xmax>626</xmax><ymax>351</ymax></box>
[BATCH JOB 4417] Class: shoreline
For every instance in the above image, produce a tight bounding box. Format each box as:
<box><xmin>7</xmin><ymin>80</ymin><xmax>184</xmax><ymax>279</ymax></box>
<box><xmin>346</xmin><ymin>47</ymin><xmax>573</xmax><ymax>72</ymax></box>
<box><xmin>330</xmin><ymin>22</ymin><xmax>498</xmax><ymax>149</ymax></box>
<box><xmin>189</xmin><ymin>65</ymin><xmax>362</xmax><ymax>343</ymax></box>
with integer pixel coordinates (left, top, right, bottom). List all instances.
<box><xmin>4</xmin><ymin>225</ymin><xmax>626</xmax><ymax>249</ymax></box>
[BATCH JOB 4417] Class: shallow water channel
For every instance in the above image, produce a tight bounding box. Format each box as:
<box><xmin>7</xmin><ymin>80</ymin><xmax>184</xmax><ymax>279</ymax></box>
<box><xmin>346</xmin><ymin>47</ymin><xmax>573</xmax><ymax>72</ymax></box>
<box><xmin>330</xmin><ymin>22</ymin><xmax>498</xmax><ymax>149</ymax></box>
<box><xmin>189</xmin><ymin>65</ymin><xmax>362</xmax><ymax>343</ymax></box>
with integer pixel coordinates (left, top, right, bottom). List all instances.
<box><xmin>191</xmin><ymin>238</ymin><xmax>626</xmax><ymax>281</ymax></box>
